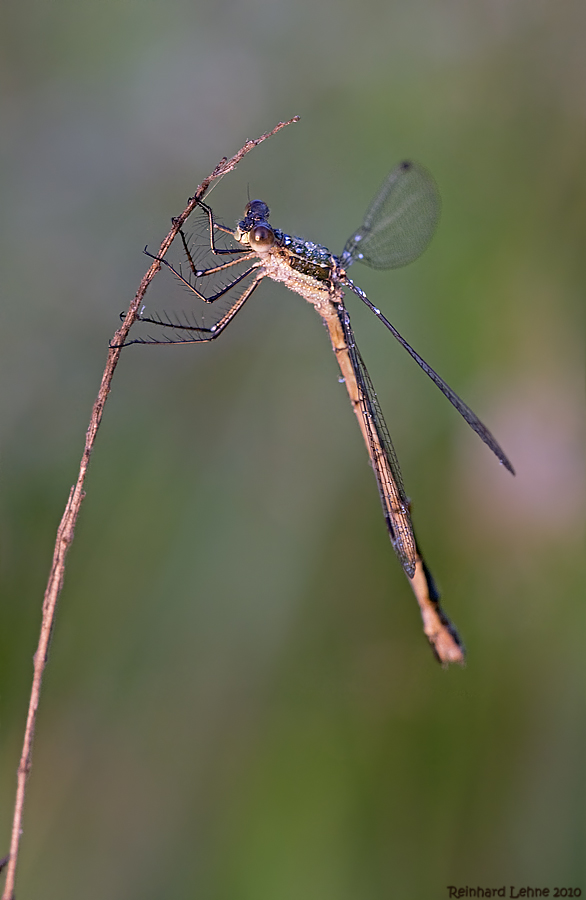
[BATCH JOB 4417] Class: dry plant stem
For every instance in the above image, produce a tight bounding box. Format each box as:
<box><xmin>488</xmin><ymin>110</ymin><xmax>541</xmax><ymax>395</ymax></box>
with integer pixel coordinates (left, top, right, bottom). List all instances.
<box><xmin>0</xmin><ymin>116</ymin><xmax>299</xmax><ymax>900</ymax></box>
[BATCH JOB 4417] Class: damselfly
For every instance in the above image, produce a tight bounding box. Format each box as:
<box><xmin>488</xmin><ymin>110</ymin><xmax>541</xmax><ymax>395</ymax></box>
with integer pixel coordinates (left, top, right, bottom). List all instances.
<box><xmin>128</xmin><ymin>160</ymin><xmax>514</xmax><ymax>665</ymax></box>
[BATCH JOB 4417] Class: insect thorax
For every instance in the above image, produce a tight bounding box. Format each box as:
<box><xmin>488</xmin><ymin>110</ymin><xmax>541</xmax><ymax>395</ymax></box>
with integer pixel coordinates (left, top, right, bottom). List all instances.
<box><xmin>259</xmin><ymin>229</ymin><xmax>343</xmax><ymax>310</ymax></box>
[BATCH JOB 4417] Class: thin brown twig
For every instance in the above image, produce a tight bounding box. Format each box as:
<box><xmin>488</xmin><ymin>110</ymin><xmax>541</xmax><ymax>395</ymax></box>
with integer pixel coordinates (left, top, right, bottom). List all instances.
<box><xmin>0</xmin><ymin>115</ymin><xmax>299</xmax><ymax>900</ymax></box>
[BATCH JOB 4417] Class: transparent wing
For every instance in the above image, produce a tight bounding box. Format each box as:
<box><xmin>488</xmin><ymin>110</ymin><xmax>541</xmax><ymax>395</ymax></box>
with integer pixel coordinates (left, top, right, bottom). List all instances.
<box><xmin>345</xmin><ymin>278</ymin><xmax>516</xmax><ymax>475</ymax></box>
<box><xmin>340</xmin><ymin>306</ymin><xmax>417</xmax><ymax>577</ymax></box>
<box><xmin>342</xmin><ymin>161</ymin><xmax>440</xmax><ymax>270</ymax></box>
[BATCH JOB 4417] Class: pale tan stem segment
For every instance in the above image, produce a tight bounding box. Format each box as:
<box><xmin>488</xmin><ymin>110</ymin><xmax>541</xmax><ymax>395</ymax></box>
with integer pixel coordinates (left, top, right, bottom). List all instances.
<box><xmin>0</xmin><ymin>116</ymin><xmax>299</xmax><ymax>900</ymax></box>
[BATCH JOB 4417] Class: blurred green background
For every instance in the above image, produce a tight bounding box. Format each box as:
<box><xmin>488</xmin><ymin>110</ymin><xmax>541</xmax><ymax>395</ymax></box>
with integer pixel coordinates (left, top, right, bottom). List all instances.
<box><xmin>0</xmin><ymin>0</ymin><xmax>584</xmax><ymax>897</ymax></box>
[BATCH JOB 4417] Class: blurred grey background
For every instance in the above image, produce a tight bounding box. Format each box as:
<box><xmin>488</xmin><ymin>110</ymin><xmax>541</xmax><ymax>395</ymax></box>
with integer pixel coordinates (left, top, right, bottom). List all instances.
<box><xmin>0</xmin><ymin>0</ymin><xmax>584</xmax><ymax>897</ymax></box>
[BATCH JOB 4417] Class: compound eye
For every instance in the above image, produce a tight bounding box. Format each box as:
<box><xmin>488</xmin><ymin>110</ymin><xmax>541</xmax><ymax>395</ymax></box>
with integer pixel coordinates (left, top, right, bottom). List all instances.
<box><xmin>249</xmin><ymin>224</ymin><xmax>275</xmax><ymax>251</ymax></box>
<box><xmin>245</xmin><ymin>200</ymin><xmax>269</xmax><ymax>218</ymax></box>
